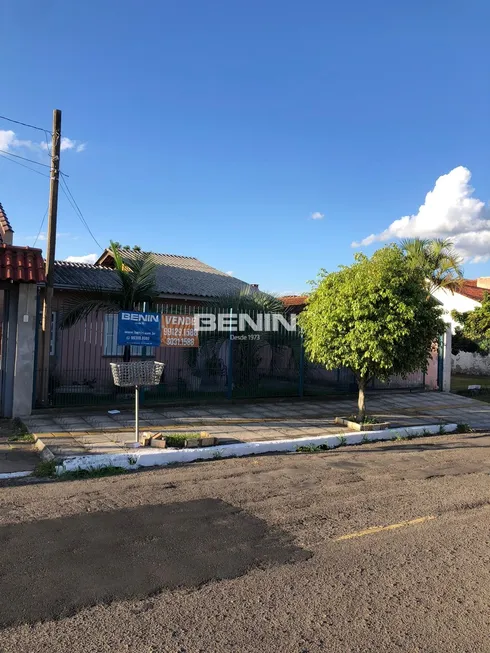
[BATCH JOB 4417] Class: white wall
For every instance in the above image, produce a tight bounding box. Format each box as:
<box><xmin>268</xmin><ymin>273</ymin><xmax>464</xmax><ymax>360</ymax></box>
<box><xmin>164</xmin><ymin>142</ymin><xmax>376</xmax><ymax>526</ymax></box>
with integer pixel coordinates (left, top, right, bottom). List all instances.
<box><xmin>452</xmin><ymin>351</ymin><xmax>490</xmax><ymax>376</ymax></box>
<box><xmin>432</xmin><ymin>288</ymin><xmax>480</xmax><ymax>333</ymax></box>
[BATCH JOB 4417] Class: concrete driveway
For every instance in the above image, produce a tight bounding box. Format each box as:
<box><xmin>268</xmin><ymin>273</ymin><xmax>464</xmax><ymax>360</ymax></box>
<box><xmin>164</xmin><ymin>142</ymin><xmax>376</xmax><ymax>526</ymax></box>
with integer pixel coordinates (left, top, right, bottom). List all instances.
<box><xmin>22</xmin><ymin>391</ymin><xmax>490</xmax><ymax>461</ymax></box>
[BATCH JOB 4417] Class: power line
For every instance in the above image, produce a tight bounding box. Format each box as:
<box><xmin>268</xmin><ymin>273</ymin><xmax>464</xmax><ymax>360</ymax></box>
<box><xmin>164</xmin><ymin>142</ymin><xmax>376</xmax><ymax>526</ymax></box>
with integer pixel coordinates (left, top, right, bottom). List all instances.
<box><xmin>0</xmin><ymin>114</ymin><xmax>51</xmax><ymax>134</ymax></box>
<box><xmin>33</xmin><ymin>207</ymin><xmax>49</xmax><ymax>247</ymax></box>
<box><xmin>60</xmin><ymin>176</ymin><xmax>102</xmax><ymax>249</ymax></box>
<box><xmin>0</xmin><ymin>152</ymin><xmax>50</xmax><ymax>178</ymax></box>
<box><xmin>0</xmin><ymin>148</ymin><xmax>52</xmax><ymax>169</ymax></box>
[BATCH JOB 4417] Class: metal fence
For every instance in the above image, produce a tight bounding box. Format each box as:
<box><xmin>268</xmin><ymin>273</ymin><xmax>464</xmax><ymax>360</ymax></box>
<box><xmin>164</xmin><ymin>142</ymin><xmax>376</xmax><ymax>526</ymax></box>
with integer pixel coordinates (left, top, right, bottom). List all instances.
<box><xmin>35</xmin><ymin>305</ymin><xmax>425</xmax><ymax>408</ymax></box>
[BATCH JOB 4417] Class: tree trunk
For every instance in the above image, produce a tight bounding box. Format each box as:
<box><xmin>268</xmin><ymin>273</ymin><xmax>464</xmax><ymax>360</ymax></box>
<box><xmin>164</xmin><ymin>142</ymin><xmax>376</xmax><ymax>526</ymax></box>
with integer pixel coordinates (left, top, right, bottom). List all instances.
<box><xmin>357</xmin><ymin>377</ymin><xmax>367</xmax><ymax>422</ymax></box>
<box><xmin>123</xmin><ymin>344</ymin><xmax>131</xmax><ymax>362</ymax></box>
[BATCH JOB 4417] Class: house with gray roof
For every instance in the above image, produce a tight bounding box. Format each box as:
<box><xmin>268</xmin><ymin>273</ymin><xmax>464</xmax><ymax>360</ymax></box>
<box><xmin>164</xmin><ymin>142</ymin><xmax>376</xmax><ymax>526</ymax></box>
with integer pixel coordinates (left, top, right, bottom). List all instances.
<box><xmin>45</xmin><ymin>248</ymin><xmax>255</xmax><ymax>401</ymax></box>
<box><xmin>54</xmin><ymin>248</ymin><xmax>252</xmax><ymax>300</ymax></box>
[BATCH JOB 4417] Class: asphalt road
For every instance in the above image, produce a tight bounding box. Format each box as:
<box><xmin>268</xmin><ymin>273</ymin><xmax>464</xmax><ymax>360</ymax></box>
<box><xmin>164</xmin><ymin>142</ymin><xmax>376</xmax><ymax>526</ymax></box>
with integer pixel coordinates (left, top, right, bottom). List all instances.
<box><xmin>1</xmin><ymin>431</ymin><xmax>490</xmax><ymax>652</ymax></box>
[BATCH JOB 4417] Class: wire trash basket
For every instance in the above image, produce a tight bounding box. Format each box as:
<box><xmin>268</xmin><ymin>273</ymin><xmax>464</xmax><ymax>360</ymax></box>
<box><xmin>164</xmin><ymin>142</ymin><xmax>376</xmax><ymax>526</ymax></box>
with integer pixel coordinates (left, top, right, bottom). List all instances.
<box><xmin>110</xmin><ymin>361</ymin><xmax>165</xmax><ymax>387</ymax></box>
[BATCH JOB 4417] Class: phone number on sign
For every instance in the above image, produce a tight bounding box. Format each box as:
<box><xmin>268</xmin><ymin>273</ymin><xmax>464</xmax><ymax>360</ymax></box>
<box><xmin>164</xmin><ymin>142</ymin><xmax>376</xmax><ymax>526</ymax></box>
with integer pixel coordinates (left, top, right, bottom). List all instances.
<box><xmin>165</xmin><ymin>337</ymin><xmax>197</xmax><ymax>347</ymax></box>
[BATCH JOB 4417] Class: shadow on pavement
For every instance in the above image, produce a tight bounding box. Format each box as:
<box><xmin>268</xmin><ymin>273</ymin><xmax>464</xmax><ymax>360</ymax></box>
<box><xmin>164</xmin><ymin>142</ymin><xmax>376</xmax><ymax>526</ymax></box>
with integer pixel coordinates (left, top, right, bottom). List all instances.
<box><xmin>0</xmin><ymin>498</ymin><xmax>311</xmax><ymax>627</ymax></box>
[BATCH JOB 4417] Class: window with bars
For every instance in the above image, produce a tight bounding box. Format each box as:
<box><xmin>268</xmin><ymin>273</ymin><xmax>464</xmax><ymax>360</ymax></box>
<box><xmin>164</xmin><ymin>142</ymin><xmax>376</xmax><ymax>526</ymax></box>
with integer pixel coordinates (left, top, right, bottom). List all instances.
<box><xmin>103</xmin><ymin>314</ymin><xmax>155</xmax><ymax>357</ymax></box>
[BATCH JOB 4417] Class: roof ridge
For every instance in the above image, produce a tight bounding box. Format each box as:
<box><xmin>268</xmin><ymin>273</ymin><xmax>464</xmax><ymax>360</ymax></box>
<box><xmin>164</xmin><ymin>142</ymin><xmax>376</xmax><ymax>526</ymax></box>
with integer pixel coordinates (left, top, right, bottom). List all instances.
<box><xmin>116</xmin><ymin>248</ymin><xmax>199</xmax><ymax>260</ymax></box>
<box><xmin>54</xmin><ymin>260</ymin><xmax>115</xmax><ymax>269</ymax></box>
<box><xmin>0</xmin><ymin>202</ymin><xmax>13</xmax><ymax>233</ymax></box>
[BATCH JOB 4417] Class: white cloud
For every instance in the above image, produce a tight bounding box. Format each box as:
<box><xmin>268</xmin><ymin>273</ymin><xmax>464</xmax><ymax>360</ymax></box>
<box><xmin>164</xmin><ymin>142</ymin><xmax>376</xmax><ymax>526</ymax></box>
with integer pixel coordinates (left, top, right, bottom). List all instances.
<box><xmin>66</xmin><ymin>254</ymin><xmax>97</xmax><ymax>264</ymax></box>
<box><xmin>0</xmin><ymin>129</ymin><xmax>35</xmax><ymax>151</ymax></box>
<box><xmin>310</xmin><ymin>211</ymin><xmax>325</xmax><ymax>220</ymax></box>
<box><xmin>225</xmin><ymin>270</ymin><xmax>234</xmax><ymax>276</ymax></box>
<box><xmin>0</xmin><ymin>130</ymin><xmax>89</xmax><ymax>154</ymax></box>
<box><xmin>352</xmin><ymin>166</ymin><xmax>490</xmax><ymax>262</ymax></box>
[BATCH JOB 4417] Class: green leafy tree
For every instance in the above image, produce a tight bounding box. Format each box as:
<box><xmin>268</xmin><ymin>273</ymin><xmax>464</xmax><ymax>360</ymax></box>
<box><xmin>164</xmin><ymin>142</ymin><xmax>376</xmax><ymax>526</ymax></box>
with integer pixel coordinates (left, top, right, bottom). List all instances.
<box><xmin>60</xmin><ymin>242</ymin><xmax>158</xmax><ymax>361</ymax></box>
<box><xmin>452</xmin><ymin>293</ymin><xmax>490</xmax><ymax>354</ymax></box>
<box><xmin>401</xmin><ymin>237</ymin><xmax>464</xmax><ymax>294</ymax></box>
<box><xmin>299</xmin><ymin>246</ymin><xmax>445</xmax><ymax>420</ymax></box>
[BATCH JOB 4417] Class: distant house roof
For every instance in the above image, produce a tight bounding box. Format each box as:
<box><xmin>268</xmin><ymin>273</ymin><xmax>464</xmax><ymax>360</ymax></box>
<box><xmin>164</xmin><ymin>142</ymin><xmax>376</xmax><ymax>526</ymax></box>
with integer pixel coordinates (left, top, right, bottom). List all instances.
<box><xmin>0</xmin><ymin>244</ymin><xmax>45</xmax><ymax>283</ymax></box>
<box><xmin>54</xmin><ymin>251</ymin><xmax>251</xmax><ymax>298</ymax></box>
<box><xmin>458</xmin><ymin>280</ymin><xmax>487</xmax><ymax>303</ymax></box>
<box><xmin>280</xmin><ymin>295</ymin><xmax>308</xmax><ymax>313</ymax></box>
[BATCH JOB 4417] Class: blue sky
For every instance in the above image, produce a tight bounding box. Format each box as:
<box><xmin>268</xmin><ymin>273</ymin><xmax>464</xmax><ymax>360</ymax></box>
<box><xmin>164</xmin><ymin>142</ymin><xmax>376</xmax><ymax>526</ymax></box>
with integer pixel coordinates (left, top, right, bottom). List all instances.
<box><xmin>1</xmin><ymin>0</ymin><xmax>489</xmax><ymax>294</ymax></box>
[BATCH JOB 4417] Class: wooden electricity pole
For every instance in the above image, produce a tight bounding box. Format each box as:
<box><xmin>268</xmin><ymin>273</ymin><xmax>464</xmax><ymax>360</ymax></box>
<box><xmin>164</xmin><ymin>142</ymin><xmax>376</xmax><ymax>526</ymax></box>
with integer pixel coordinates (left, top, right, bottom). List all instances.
<box><xmin>40</xmin><ymin>109</ymin><xmax>62</xmax><ymax>403</ymax></box>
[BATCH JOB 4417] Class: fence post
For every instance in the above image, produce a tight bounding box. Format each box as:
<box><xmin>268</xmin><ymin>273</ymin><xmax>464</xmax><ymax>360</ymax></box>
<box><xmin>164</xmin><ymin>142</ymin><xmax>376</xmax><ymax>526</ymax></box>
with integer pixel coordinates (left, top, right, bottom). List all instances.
<box><xmin>298</xmin><ymin>335</ymin><xmax>305</xmax><ymax>398</ymax></box>
<box><xmin>31</xmin><ymin>289</ymin><xmax>41</xmax><ymax>409</ymax></box>
<box><xmin>437</xmin><ymin>334</ymin><xmax>444</xmax><ymax>391</ymax></box>
<box><xmin>227</xmin><ymin>308</ymin><xmax>233</xmax><ymax>400</ymax></box>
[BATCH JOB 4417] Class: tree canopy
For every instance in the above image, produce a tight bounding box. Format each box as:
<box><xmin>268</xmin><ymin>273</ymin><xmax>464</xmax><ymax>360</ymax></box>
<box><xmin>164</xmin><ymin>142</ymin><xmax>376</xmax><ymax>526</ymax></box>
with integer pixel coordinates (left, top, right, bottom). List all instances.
<box><xmin>452</xmin><ymin>293</ymin><xmax>490</xmax><ymax>354</ymax></box>
<box><xmin>299</xmin><ymin>245</ymin><xmax>445</xmax><ymax>418</ymax></box>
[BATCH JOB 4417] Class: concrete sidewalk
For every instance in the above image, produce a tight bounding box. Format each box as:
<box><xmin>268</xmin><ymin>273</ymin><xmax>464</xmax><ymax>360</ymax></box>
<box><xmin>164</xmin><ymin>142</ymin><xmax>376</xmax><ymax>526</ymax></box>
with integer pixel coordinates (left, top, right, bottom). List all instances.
<box><xmin>22</xmin><ymin>392</ymin><xmax>490</xmax><ymax>462</ymax></box>
<box><xmin>0</xmin><ymin>438</ymin><xmax>40</xmax><ymax>476</ymax></box>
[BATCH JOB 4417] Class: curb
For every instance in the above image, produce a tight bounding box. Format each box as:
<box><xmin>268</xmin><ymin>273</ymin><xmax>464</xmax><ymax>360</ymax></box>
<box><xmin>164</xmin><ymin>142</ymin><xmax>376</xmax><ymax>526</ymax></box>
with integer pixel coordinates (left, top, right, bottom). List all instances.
<box><xmin>0</xmin><ymin>470</ymin><xmax>33</xmax><ymax>480</ymax></box>
<box><xmin>56</xmin><ymin>423</ymin><xmax>458</xmax><ymax>475</ymax></box>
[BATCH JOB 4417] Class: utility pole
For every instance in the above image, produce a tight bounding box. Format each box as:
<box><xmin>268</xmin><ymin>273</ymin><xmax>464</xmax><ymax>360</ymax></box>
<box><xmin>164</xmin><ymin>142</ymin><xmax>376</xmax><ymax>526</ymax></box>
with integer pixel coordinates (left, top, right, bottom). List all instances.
<box><xmin>41</xmin><ymin>109</ymin><xmax>62</xmax><ymax>404</ymax></box>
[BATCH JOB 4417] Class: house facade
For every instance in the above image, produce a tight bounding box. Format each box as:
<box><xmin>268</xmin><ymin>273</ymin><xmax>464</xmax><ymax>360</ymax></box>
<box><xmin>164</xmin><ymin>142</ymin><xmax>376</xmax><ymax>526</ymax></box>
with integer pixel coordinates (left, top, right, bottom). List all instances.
<box><xmin>39</xmin><ymin>248</ymin><xmax>255</xmax><ymax>405</ymax></box>
<box><xmin>432</xmin><ymin>279</ymin><xmax>488</xmax><ymax>332</ymax></box>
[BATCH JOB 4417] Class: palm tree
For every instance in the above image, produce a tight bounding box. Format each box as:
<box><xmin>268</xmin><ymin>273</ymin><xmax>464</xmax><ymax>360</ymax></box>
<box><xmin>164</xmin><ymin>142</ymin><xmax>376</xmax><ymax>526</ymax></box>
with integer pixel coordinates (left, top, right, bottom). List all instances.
<box><xmin>401</xmin><ymin>238</ymin><xmax>464</xmax><ymax>294</ymax></box>
<box><xmin>60</xmin><ymin>242</ymin><xmax>158</xmax><ymax>361</ymax></box>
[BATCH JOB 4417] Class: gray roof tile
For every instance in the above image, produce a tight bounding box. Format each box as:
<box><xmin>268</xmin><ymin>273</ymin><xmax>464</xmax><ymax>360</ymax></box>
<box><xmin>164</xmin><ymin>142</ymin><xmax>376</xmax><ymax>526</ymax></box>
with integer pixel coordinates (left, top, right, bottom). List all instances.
<box><xmin>54</xmin><ymin>253</ymin><xmax>250</xmax><ymax>298</ymax></box>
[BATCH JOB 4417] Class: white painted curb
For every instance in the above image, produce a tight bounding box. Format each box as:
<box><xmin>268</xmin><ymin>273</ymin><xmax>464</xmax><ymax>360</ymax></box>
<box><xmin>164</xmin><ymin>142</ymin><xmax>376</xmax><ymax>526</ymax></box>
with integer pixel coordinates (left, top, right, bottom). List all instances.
<box><xmin>0</xmin><ymin>470</ymin><xmax>33</xmax><ymax>480</ymax></box>
<box><xmin>56</xmin><ymin>423</ymin><xmax>458</xmax><ymax>475</ymax></box>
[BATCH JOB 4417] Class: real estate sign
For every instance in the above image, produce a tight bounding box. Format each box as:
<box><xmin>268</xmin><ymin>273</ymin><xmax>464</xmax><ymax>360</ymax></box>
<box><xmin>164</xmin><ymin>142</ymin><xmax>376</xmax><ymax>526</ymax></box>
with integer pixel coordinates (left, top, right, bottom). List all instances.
<box><xmin>117</xmin><ymin>311</ymin><xmax>162</xmax><ymax>347</ymax></box>
<box><xmin>161</xmin><ymin>313</ymin><xmax>199</xmax><ymax>348</ymax></box>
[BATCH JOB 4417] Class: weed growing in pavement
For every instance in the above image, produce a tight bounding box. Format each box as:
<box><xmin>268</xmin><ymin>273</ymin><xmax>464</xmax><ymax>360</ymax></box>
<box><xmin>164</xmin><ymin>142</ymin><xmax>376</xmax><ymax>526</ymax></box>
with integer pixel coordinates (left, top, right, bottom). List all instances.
<box><xmin>212</xmin><ymin>450</ymin><xmax>224</xmax><ymax>460</ymax></box>
<box><xmin>60</xmin><ymin>466</ymin><xmax>129</xmax><ymax>480</ymax></box>
<box><xmin>7</xmin><ymin>418</ymin><xmax>34</xmax><ymax>442</ymax></box>
<box><xmin>296</xmin><ymin>444</ymin><xmax>330</xmax><ymax>453</ymax></box>
<box><xmin>34</xmin><ymin>460</ymin><xmax>57</xmax><ymax>477</ymax></box>
<box><xmin>438</xmin><ymin>424</ymin><xmax>447</xmax><ymax>435</ymax></box>
<box><xmin>456</xmin><ymin>423</ymin><xmax>474</xmax><ymax>433</ymax></box>
<box><xmin>337</xmin><ymin>435</ymin><xmax>347</xmax><ymax>447</ymax></box>
<box><xmin>127</xmin><ymin>454</ymin><xmax>138</xmax><ymax>465</ymax></box>
<box><xmin>361</xmin><ymin>434</ymin><xmax>370</xmax><ymax>444</ymax></box>
<box><xmin>348</xmin><ymin>415</ymin><xmax>380</xmax><ymax>425</ymax></box>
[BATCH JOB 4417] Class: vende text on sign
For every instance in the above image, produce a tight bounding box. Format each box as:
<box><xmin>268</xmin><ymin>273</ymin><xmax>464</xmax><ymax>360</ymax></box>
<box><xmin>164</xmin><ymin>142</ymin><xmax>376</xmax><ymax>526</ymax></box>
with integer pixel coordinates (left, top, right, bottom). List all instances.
<box><xmin>161</xmin><ymin>314</ymin><xmax>199</xmax><ymax>348</ymax></box>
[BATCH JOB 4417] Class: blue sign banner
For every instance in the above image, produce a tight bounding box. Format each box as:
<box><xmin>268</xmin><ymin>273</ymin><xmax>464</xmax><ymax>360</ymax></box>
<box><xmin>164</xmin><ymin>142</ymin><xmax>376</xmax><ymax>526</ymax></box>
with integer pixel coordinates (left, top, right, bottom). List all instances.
<box><xmin>117</xmin><ymin>311</ymin><xmax>161</xmax><ymax>347</ymax></box>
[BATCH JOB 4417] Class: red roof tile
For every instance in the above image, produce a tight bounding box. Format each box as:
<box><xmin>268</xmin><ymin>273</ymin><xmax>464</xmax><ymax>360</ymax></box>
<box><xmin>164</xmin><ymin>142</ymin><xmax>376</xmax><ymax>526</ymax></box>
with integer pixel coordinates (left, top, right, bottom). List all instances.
<box><xmin>0</xmin><ymin>245</ymin><xmax>45</xmax><ymax>283</ymax></box>
<box><xmin>280</xmin><ymin>295</ymin><xmax>308</xmax><ymax>306</ymax></box>
<box><xmin>280</xmin><ymin>295</ymin><xmax>308</xmax><ymax>313</ymax></box>
<box><xmin>458</xmin><ymin>280</ymin><xmax>486</xmax><ymax>303</ymax></box>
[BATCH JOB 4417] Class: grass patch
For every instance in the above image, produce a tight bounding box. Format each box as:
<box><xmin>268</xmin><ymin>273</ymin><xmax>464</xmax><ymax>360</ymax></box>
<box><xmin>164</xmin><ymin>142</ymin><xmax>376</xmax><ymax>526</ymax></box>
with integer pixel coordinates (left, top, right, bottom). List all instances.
<box><xmin>165</xmin><ymin>432</ymin><xmax>202</xmax><ymax>448</ymax></box>
<box><xmin>8</xmin><ymin>432</ymin><xmax>35</xmax><ymax>443</ymax></box>
<box><xmin>451</xmin><ymin>374</ymin><xmax>490</xmax><ymax>393</ymax></box>
<box><xmin>60</xmin><ymin>466</ymin><xmax>129</xmax><ymax>480</ymax></box>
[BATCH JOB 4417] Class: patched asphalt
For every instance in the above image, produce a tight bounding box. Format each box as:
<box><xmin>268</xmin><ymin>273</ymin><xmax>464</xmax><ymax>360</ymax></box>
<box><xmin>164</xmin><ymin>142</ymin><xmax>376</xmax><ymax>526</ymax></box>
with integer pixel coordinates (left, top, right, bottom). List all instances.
<box><xmin>0</xmin><ymin>498</ymin><xmax>310</xmax><ymax>627</ymax></box>
<box><xmin>1</xmin><ymin>430</ymin><xmax>490</xmax><ymax>652</ymax></box>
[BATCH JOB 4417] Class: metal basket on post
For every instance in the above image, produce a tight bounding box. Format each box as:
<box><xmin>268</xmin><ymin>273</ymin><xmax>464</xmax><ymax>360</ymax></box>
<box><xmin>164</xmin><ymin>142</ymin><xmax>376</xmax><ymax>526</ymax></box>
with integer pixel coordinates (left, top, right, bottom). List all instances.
<box><xmin>110</xmin><ymin>361</ymin><xmax>165</xmax><ymax>446</ymax></box>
